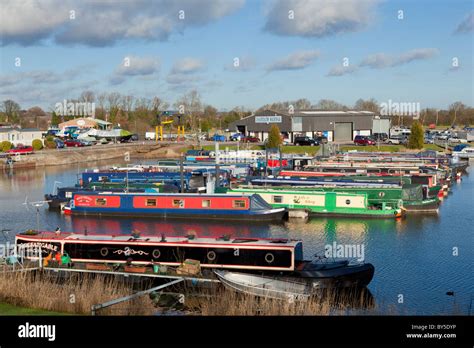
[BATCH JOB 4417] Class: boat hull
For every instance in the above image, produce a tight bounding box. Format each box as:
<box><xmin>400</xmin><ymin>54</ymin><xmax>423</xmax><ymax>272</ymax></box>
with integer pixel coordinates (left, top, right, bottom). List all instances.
<box><xmin>69</xmin><ymin>208</ymin><xmax>287</xmax><ymax>222</ymax></box>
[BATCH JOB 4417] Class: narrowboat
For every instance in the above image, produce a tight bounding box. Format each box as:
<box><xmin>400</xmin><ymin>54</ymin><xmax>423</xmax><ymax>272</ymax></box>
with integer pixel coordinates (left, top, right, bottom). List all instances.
<box><xmin>45</xmin><ymin>183</ymin><xmax>177</xmax><ymax>210</ymax></box>
<box><xmin>15</xmin><ymin>231</ymin><xmax>375</xmax><ymax>288</ymax></box>
<box><xmin>65</xmin><ymin>192</ymin><xmax>287</xmax><ymax>222</ymax></box>
<box><xmin>228</xmin><ymin>188</ymin><xmax>402</xmax><ymax>218</ymax></box>
<box><xmin>243</xmin><ymin>183</ymin><xmax>440</xmax><ymax>213</ymax></box>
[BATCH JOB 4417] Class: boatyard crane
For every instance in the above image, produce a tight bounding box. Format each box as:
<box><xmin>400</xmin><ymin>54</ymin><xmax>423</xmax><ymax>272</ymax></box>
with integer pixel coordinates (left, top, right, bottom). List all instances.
<box><xmin>155</xmin><ymin>110</ymin><xmax>185</xmax><ymax>141</ymax></box>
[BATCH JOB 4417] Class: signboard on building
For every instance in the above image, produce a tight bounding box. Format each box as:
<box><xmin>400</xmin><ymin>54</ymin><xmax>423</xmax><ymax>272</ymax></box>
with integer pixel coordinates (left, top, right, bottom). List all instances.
<box><xmin>255</xmin><ymin>116</ymin><xmax>282</xmax><ymax>123</ymax></box>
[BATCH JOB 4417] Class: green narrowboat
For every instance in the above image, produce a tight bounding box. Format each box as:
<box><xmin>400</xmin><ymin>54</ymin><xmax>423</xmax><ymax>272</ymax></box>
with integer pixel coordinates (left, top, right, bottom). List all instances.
<box><xmin>228</xmin><ymin>188</ymin><xmax>402</xmax><ymax>219</ymax></box>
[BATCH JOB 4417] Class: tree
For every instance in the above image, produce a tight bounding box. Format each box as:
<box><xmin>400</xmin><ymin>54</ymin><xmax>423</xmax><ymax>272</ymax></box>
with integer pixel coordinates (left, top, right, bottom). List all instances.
<box><xmin>407</xmin><ymin>121</ymin><xmax>424</xmax><ymax>149</ymax></box>
<box><xmin>354</xmin><ymin>98</ymin><xmax>380</xmax><ymax>113</ymax></box>
<box><xmin>312</xmin><ymin>99</ymin><xmax>347</xmax><ymax>111</ymax></box>
<box><xmin>1</xmin><ymin>100</ymin><xmax>21</xmax><ymax>123</ymax></box>
<box><xmin>267</xmin><ymin>124</ymin><xmax>282</xmax><ymax>149</ymax></box>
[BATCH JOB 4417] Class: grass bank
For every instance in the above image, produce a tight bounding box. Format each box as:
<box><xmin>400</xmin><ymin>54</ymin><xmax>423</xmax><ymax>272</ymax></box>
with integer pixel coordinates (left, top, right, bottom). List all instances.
<box><xmin>0</xmin><ymin>271</ymin><xmax>154</xmax><ymax>315</ymax></box>
<box><xmin>200</xmin><ymin>144</ymin><xmax>320</xmax><ymax>156</ymax></box>
<box><xmin>340</xmin><ymin>144</ymin><xmax>445</xmax><ymax>153</ymax></box>
<box><xmin>0</xmin><ymin>302</ymin><xmax>68</xmax><ymax>315</ymax></box>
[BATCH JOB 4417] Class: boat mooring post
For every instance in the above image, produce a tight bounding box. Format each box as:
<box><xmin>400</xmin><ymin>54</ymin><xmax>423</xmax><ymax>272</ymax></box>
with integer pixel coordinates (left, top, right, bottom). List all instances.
<box><xmin>180</xmin><ymin>153</ymin><xmax>184</xmax><ymax>193</ymax></box>
<box><xmin>91</xmin><ymin>278</ymin><xmax>185</xmax><ymax>316</ymax></box>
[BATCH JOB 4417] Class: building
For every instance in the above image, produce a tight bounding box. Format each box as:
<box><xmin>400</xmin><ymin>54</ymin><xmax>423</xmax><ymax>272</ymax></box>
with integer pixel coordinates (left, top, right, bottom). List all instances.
<box><xmin>0</xmin><ymin>128</ymin><xmax>43</xmax><ymax>146</ymax></box>
<box><xmin>230</xmin><ymin>109</ymin><xmax>388</xmax><ymax>142</ymax></box>
<box><xmin>58</xmin><ymin>117</ymin><xmax>112</xmax><ymax>130</ymax></box>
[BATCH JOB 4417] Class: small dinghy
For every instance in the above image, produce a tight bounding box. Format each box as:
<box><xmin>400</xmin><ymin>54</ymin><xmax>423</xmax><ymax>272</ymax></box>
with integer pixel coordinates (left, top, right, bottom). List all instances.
<box><xmin>214</xmin><ymin>270</ymin><xmax>314</xmax><ymax>302</ymax></box>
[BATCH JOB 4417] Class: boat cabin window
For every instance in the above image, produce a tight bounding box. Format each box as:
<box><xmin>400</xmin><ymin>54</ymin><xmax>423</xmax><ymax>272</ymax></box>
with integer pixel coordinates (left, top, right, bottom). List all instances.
<box><xmin>367</xmin><ymin>169</ymin><xmax>380</xmax><ymax>173</ymax></box>
<box><xmin>146</xmin><ymin>199</ymin><xmax>157</xmax><ymax>207</ymax></box>
<box><xmin>272</xmin><ymin>195</ymin><xmax>283</xmax><ymax>204</ymax></box>
<box><xmin>233</xmin><ymin>199</ymin><xmax>246</xmax><ymax>208</ymax></box>
<box><xmin>65</xmin><ymin>192</ymin><xmax>72</xmax><ymax>198</ymax></box>
<box><xmin>345</xmin><ymin>199</ymin><xmax>351</xmax><ymax>205</ymax></box>
<box><xmin>96</xmin><ymin>198</ymin><xmax>107</xmax><ymax>206</ymax></box>
<box><xmin>202</xmin><ymin>199</ymin><xmax>211</xmax><ymax>208</ymax></box>
<box><xmin>172</xmin><ymin>199</ymin><xmax>185</xmax><ymax>208</ymax></box>
<box><xmin>98</xmin><ymin>176</ymin><xmax>109</xmax><ymax>182</ymax></box>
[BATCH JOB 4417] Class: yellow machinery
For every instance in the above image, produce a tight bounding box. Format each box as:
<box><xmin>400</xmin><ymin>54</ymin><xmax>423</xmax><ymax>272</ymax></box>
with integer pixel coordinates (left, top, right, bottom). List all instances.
<box><xmin>155</xmin><ymin>112</ymin><xmax>185</xmax><ymax>141</ymax></box>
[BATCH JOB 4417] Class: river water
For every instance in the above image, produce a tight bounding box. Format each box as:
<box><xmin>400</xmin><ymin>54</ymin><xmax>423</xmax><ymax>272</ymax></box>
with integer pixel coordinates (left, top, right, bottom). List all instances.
<box><xmin>1</xmin><ymin>159</ymin><xmax>473</xmax><ymax>315</ymax></box>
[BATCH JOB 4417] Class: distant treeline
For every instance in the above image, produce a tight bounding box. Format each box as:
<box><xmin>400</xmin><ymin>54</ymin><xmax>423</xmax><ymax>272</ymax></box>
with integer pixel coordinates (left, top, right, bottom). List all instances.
<box><xmin>0</xmin><ymin>92</ymin><xmax>473</xmax><ymax>133</ymax></box>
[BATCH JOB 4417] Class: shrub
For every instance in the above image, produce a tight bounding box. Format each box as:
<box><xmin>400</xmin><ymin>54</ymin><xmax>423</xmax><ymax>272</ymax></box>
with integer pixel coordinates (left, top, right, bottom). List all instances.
<box><xmin>45</xmin><ymin>140</ymin><xmax>56</xmax><ymax>149</ymax></box>
<box><xmin>32</xmin><ymin>139</ymin><xmax>44</xmax><ymax>151</ymax></box>
<box><xmin>407</xmin><ymin>121</ymin><xmax>424</xmax><ymax>149</ymax></box>
<box><xmin>267</xmin><ymin>124</ymin><xmax>282</xmax><ymax>149</ymax></box>
<box><xmin>1</xmin><ymin>141</ymin><xmax>12</xmax><ymax>152</ymax></box>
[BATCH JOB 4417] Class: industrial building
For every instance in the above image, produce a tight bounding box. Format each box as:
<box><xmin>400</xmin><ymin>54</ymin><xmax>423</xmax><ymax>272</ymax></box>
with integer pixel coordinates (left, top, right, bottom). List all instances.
<box><xmin>58</xmin><ymin>117</ymin><xmax>112</xmax><ymax>131</ymax></box>
<box><xmin>229</xmin><ymin>109</ymin><xmax>391</xmax><ymax>143</ymax></box>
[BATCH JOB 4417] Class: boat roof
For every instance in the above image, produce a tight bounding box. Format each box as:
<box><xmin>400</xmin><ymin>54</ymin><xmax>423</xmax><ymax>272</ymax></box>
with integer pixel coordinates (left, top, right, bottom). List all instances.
<box><xmin>16</xmin><ymin>232</ymin><xmax>301</xmax><ymax>248</ymax></box>
<box><xmin>72</xmin><ymin>191</ymin><xmax>255</xmax><ymax>197</ymax></box>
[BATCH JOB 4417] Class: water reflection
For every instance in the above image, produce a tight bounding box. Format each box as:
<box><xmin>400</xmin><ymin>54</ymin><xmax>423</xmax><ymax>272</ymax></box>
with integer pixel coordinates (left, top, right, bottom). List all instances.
<box><xmin>65</xmin><ymin>215</ymin><xmax>275</xmax><ymax>239</ymax></box>
<box><xmin>1</xmin><ymin>160</ymin><xmax>473</xmax><ymax>314</ymax></box>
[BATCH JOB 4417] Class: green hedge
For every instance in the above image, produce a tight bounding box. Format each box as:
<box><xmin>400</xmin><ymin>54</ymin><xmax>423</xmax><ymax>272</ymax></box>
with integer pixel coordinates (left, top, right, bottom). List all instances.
<box><xmin>1</xmin><ymin>141</ymin><xmax>12</xmax><ymax>152</ymax></box>
<box><xmin>32</xmin><ymin>139</ymin><xmax>43</xmax><ymax>151</ymax></box>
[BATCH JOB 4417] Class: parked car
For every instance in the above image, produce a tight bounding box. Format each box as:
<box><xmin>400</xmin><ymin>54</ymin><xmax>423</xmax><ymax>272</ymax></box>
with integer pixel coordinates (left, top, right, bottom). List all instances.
<box><xmin>372</xmin><ymin>133</ymin><xmax>388</xmax><ymax>141</ymax></box>
<box><xmin>354</xmin><ymin>135</ymin><xmax>375</xmax><ymax>146</ymax></box>
<box><xmin>294</xmin><ymin>136</ymin><xmax>318</xmax><ymax>146</ymax></box>
<box><xmin>64</xmin><ymin>139</ymin><xmax>85</xmax><ymax>147</ymax></box>
<box><xmin>424</xmin><ymin>135</ymin><xmax>434</xmax><ymax>144</ymax></box>
<box><xmin>131</xmin><ymin>134</ymin><xmax>139</xmax><ymax>141</ymax></box>
<box><xmin>54</xmin><ymin>138</ymin><xmax>65</xmax><ymax>148</ymax></box>
<box><xmin>387</xmin><ymin>135</ymin><xmax>408</xmax><ymax>145</ymax></box>
<box><xmin>230</xmin><ymin>133</ymin><xmax>244</xmax><ymax>141</ymax></box>
<box><xmin>241</xmin><ymin>136</ymin><xmax>260</xmax><ymax>143</ymax></box>
<box><xmin>210</xmin><ymin>134</ymin><xmax>226</xmax><ymax>142</ymax></box>
<box><xmin>314</xmin><ymin>135</ymin><xmax>328</xmax><ymax>144</ymax></box>
<box><xmin>80</xmin><ymin>140</ymin><xmax>93</xmax><ymax>146</ymax></box>
<box><xmin>6</xmin><ymin>145</ymin><xmax>34</xmax><ymax>155</ymax></box>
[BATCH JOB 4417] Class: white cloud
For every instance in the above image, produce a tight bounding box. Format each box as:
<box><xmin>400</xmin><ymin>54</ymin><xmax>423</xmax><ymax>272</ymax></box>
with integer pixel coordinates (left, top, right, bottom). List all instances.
<box><xmin>327</xmin><ymin>65</ymin><xmax>358</xmax><ymax>76</ymax></box>
<box><xmin>171</xmin><ymin>58</ymin><xmax>205</xmax><ymax>75</ymax></box>
<box><xmin>360</xmin><ymin>48</ymin><xmax>439</xmax><ymax>69</ymax></box>
<box><xmin>110</xmin><ymin>56</ymin><xmax>159</xmax><ymax>85</ymax></box>
<box><xmin>263</xmin><ymin>0</ymin><xmax>380</xmax><ymax>38</ymax></box>
<box><xmin>454</xmin><ymin>12</ymin><xmax>474</xmax><ymax>34</ymax></box>
<box><xmin>0</xmin><ymin>0</ymin><xmax>245</xmax><ymax>46</ymax></box>
<box><xmin>267</xmin><ymin>50</ymin><xmax>320</xmax><ymax>71</ymax></box>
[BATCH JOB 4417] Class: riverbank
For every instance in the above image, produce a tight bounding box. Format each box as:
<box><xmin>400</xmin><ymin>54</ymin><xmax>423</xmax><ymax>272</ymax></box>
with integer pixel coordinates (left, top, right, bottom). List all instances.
<box><xmin>1</xmin><ymin>142</ymin><xmax>189</xmax><ymax>170</ymax></box>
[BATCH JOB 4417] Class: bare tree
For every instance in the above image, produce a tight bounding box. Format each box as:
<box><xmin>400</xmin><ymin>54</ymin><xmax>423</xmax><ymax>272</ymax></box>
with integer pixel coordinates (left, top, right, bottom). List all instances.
<box><xmin>1</xmin><ymin>100</ymin><xmax>21</xmax><ymax>123</ymax></box>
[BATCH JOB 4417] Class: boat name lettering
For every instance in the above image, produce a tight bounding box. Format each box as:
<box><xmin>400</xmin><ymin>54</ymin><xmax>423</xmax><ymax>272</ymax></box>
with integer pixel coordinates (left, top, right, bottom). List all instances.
<box><xmin>20</xmin><ymin>242</ymin><xmax>59</xmax><ymax>252</ymax></box>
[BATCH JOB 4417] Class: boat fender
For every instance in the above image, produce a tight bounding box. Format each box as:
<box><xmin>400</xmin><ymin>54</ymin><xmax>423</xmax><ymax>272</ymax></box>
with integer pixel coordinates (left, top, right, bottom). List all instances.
<box><xmin>265</xmin><ymin>253</ymin><xmax>275</xmax><ymax>264</ymax></box>
<box><xmin>100</xmin><ymin>247</ymin><xmax>109</xmax><ymax>257</ymax></box>
<box><xmin>152</xmin><ymin>249</ymin><xmax>161</xmax><ymax>259</ymax></box>
<box><xmin>207</xmin><ymin>251</ymin><xmax>217</xmax><ymax>261</ymax></box>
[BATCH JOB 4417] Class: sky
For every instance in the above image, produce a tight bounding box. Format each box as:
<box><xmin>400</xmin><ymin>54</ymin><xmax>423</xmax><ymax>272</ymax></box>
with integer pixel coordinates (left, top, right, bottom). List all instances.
<box><xmin>0</xmin><ymin>0</ymin><xmax>473</xmax><ymax>111</ymax></box>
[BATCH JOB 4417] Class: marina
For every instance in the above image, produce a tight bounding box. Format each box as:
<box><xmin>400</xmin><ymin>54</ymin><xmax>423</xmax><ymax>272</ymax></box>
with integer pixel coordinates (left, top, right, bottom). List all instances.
<box><xmin>1</xmin><ymin>149</ymin><xmax>473</xmax><ymax>315</ymax></box>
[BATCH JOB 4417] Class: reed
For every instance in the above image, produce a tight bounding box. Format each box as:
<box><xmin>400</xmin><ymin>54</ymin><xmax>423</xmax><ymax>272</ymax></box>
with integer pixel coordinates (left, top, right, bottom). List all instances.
<box><xmin>0</xmin><ymin>271</ymin><xmax>156</xmax><ymax>315</ymax></box>
<box><xmin>182</xmin><ymin>284</ymin><xmax>376</xmax><ymax>316</ymax></box>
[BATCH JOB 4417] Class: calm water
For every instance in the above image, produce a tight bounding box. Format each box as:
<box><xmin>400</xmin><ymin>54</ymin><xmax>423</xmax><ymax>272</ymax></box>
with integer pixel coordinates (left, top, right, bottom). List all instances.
<box><xmin>1</xmin><ymin>159</ymin><xmax>473</xmax><ymax>315</ymax></box>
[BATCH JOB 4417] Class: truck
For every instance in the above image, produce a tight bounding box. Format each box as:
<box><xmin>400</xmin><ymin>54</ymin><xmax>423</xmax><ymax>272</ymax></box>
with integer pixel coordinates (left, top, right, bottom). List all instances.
<box><xmin>145</xmin><ymin>132</ymin><xmax>156</xmax><ymax>140</ymax></box>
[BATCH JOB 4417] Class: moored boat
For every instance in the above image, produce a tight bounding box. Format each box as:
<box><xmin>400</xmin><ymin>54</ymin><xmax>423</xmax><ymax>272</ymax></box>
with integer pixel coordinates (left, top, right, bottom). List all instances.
<box><xmin>65</xmin><ymin>192</ymin><xmax>287</xmax><ymax>222</ymax></box>
<box><xmin>15</xmin><ymin>231</ymin><xmax>374</xmax><ymax>288</ymax></box>
<box><xmin>229</xmin><ymin>188</ymin><xmax>402</xmax><ymax>218</ymax></box>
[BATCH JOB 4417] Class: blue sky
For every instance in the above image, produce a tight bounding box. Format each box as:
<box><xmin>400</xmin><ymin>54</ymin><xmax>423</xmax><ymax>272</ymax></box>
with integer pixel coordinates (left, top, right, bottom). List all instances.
<box><xmin>0</xmin><ymin>0</ymin><xmax>472</xmax><ymax>111</ymax></box>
